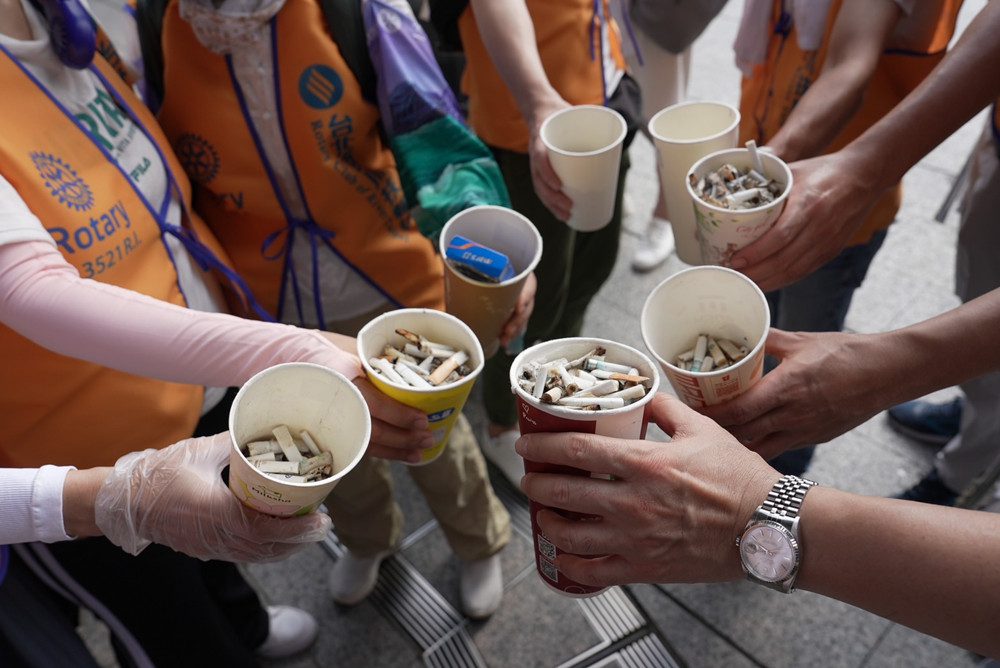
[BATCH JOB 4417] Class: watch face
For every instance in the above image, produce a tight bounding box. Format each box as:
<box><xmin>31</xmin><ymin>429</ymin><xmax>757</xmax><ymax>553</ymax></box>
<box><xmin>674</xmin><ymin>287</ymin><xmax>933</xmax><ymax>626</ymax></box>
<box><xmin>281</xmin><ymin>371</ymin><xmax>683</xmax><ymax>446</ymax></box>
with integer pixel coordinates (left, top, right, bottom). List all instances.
<box><xmin>740</xmin><ymin>524</ymin><xmax>796</xmax><ymax>583</ymax></box>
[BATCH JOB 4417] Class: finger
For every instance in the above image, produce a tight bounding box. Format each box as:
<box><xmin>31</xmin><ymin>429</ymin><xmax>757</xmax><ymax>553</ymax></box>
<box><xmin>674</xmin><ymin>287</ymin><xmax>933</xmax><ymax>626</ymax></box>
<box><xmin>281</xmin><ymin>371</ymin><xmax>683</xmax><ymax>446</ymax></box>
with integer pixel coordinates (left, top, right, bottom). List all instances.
<box><xmin>356</xmin><ymin>379</ymin><xmax>428</xmax><ymax>430</ymax></box>
<box><xmin>763</xmin><ymin>328</ymin><xmax>796</xmax><ymax>359</ymax></box>
<box><xmin>533</xmin><ymin>149</ymin><xmax>563</xmax><ymax>191</ymax></box>
<box><xmin>700</xmin><ymin>375</ymin><xmax>784</xmax><ymax>427</ymax></box>
<box><xmin>744</xmin><ymin>230</ymin><xmax>822</xmax><ymax>291</ymax></box>
<box><xmin>648</xmin><ymin>392</ymin><xmax>706</xmax><ymax>438</ymax></box>
<box><xmin>728</xmin><ymin>205</ymin><xmax>803</xmax><ymax>270</ymax></box>
<box><xmin>515</xmin><ymin>431</ymin><xmax>647</xmax><ymax>480</ymax></box>
<box><xmin>534</xmin><ymin>510</ymin><xmax>614</xmax><ymax>556</ymax></box>
<box><xmin>726</xmin><ymin>408</ymin><xmax>784</xmax><ymax>446</ymax></box>
<box><xmin>556</xmin><ymin>554</ymin><xmax>634</xmax><ymax>588</ymax></box>
<box><xmin>521</xmin><ymin>474</ymin><xmax>616</xmax><ymax>517</ymax></box>
<box><xmin>245</xmin><ymin>509</ymin><xmax>332</xmax><ymax>544</ymax></box>
<box><xmin>369</xmin><ymin>419</ymin><xmax>434</xmax><ymax>452</ymax></box>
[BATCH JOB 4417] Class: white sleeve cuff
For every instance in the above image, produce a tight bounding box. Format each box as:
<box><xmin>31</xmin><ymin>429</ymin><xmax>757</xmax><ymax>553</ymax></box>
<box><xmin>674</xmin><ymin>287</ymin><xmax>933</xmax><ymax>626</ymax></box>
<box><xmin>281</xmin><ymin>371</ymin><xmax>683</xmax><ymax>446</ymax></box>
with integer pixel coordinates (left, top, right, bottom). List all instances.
<box><xmin>32</xmin><ymin>465</ymin><xmax>76</xmax><ymax>543</ymax></box>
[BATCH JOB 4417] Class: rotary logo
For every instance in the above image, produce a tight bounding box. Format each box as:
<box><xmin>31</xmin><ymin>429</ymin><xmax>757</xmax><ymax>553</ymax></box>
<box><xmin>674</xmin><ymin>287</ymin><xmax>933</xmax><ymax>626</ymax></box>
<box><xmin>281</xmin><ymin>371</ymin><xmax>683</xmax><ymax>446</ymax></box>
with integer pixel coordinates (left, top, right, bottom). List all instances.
<box><xmin>299</xmin><ymin>64</ymin><xmax>344</xmax><ymax>109</ymax></box>
<box><xmin>176</xmin><ymin>133</ymin><xmax>221</xmax><ymax>184</ymax></box>
<box><xmin>30</xmin><ymin>152</ymin><xmax>94</xmax><ymax>212</ymax></box>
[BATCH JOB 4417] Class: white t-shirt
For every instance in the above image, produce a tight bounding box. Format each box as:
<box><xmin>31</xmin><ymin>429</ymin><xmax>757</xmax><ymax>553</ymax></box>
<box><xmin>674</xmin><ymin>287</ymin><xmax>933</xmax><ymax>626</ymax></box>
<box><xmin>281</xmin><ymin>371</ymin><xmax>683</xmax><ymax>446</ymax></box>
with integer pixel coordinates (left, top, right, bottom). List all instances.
<box><xmin>0</xmin><ymin>0</ymin><xmax>226</xmax><ymax>410</ymax></box>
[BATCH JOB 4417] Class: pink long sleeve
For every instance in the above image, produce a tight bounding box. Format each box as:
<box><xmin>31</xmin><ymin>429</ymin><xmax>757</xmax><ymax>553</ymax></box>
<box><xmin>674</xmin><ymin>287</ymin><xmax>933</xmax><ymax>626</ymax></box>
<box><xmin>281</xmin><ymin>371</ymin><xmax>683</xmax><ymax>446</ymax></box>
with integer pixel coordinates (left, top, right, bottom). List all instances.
<box><xmin>0</xmin><ymin>240</ymin><xmax>362</xmax><ymax>386</ymax></box>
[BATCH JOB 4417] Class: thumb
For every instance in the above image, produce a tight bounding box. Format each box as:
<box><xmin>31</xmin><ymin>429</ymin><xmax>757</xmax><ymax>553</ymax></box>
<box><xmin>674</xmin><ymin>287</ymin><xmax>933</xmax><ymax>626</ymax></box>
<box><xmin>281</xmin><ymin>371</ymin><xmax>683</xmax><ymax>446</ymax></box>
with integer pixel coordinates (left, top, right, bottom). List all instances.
<box><xmin>763</xmin><ymin>328</ymin><xmax>796</xmax><ymax>360</ymax></box>
<box><xmin>649</xmin><ymin>392</ymin><xmax>703</xmax><ymax>438</ymax></box>
<box><xmin>247</xmin><ymin>510</ymin><xmax>332</xmax><ymax>544</ymax></box>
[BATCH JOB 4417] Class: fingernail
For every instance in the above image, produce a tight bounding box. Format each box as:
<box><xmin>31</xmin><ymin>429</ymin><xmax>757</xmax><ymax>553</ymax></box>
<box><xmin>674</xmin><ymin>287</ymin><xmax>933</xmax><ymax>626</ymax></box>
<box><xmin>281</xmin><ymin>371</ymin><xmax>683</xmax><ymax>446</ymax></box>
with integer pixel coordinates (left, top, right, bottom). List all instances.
<box><xmin>514</xmin><ymin>436</ymin><xmax>527</xmax><ymax>455</ymax></box>
<box><xmin>518</xmin><ymin>474</ymin><xmax>528</xmax><ymax>492</ymax></box>
<box><xmin>412</xmin><ymin>415</ymin><xmax>428</xmax><ymax>430</ymax></box>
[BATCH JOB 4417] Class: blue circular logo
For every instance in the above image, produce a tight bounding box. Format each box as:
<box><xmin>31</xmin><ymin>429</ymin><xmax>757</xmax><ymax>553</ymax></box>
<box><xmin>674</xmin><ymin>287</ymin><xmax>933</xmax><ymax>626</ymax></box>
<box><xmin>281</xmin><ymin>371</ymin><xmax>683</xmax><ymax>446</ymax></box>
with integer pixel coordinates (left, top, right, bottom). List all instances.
<box><xmin>30</xmin><ymin>152</ymin><xmax>94</xmax><ymax>212</ymax></box>
<box><xmin>299</xmin><ymin>65</ymin><xmax>344</xmax><ymax>109</ymax></box>
<box><xmin>176</xmin><ymin>133</ymin><xmax>221</xmax><ymax>184</ymax></box>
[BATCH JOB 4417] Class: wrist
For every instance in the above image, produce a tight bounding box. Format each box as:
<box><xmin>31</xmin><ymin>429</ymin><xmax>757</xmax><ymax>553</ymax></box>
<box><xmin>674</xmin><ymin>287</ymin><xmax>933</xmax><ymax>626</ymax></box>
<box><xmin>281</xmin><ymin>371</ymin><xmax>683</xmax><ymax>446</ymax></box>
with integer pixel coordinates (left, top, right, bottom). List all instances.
<box><xmin>63</xmin><ymin>467</ymin><xmax>112</xmax><ymax>538</ymax></box>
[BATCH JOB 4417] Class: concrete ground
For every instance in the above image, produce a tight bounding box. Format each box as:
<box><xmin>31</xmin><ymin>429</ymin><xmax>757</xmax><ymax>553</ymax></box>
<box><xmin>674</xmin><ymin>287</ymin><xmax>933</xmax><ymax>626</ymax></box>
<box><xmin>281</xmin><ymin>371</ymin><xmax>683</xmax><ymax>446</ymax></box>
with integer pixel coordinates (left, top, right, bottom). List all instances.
<box><xmin>80</xmin><ymin>2</ymin><xmax>991</xmax><ymax>666</ymax></box>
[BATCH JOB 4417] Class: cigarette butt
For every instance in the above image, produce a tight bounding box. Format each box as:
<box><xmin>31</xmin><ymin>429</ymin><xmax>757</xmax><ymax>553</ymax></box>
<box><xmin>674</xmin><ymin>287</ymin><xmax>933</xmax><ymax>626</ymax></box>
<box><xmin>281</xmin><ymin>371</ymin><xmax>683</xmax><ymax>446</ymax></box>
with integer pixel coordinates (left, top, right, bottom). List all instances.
<box><xmin>557</xmin><ymin>397</ymin><xmax>626</xmax><ymax>409</ymax></box>
<box><xmin>247</xmin><ymin>440</ymin><xmax>281</xmax><ymax>456</ymax></box>
<box><xmin>396</xmin><ymin>362</ymin><xmax>432</xmax><ymax>388</ymax></box>
<box><xmin>418</xmin><ymin>355</ymin><xmax>435</xmax><ymax>372</ymax></box>
<box><xmin>579</xmin><ymin>379</ymin><xmax>619</xmax><ymax>397</ymax></box>
<box><xmin>429</xmin><ymin>351</ymin><xmax>468</xmax><ymax>385</ymax></box>
<box><xmin>701</xmin><ymin>356</ymin><xmax>715</xmax><ymax>372</ymax></box>
<box><xmin>568</xmin><ymin>348</ymin><xmax>598</xmax><ymax>369</ymax></box>
<box><xmin>280</xmin><ymin>475</ymin><xmax>311</xmax><ymax>483</ymax></box>
<box><xmin>395</xmin><ymin>328</ymin><xmax>422</xmax><ymax>346</ymax></box>
<box><xmin>584</xmin><ymin>359</ymin><xmax>635</xmax><ymax>375</ymax></box>
<box><xmin>384</xmin><ymin>345</ymin><xmax>417</xmax><ymax>364</ymax></box>
<box><xmin>726</xmin><ymin>188</ymin><xmax>761</xmax><ymax>207</ymax></box>
<box><xmin>605</xmin><ymin>384</ymin><xmax>646</xmax><ymax>401</ymax></box>
<box><xmin>556</xmin><ymin>365</ymin><xmax>576</xmax><ymax>388</ymax></box>
<box><xmin>532</xmin><ymin>369</ymin><xmax>547</xmax><ymax>399</ymax></box>
<box><xmin>746</xmin><ymin>139</ymin><xmax>767</xmax><ymax>178</ymax></box>
<box><xmin>299</xmin><ymin>451</ymin><xmax>333</xmax><ymax>475</ymax></box>
<box><xmin>542</xmin><ymin>387</ymin><xmax>564</xmax><ymax>404</ymax></box>
<box><xmin>299</xmin><ymin>430</ymin><xmax>323</xmax><ymax>456</ymax></box>
<box><xmin>273</xmin><ymin>425</ymin><xmax>304</xmax><ymax>463</ymax></box>
<box><xmin>247</xmin><ymin>452</ymin><xmax>277</xmax><ymax>464</ymax></box>
<box><xmin>400</xmin><ymin>359</ymin><xmax>430</xmax><ymax>377</ymax></box>
<box><xmin>403</xmin><ymin>343</ymin><xmax>430</xmax><ymax>359</ymax></box>
<box><xmin>428</xmin><ymin>347</ymin><xmax>455</xmax><ymax>359</ymax></box>
<box><xmin>693</xmin><ymin>335</ymin><xmax>708</xmax><ymax>361</ymax></box>
<box><xmin>677</xmin><ymin>349</ymin><xmax>695</xmax><ymax>363</ymax></box>
<box><xmin>258</xmin><ymin>460</ymin><xmax>300</xmax><ymax>474</ymax></box>
<box><xmin>717</xmin><ymin>339</ymin><xmax>746</xmax><ymax>362</ymax></box>
<box><xmin>590</xmin><ymin>370</ymin><xmax>649</xmax><ymax>383</ymax></box>
<box><xmin>707</xmin><ymin>339</ymin><xmax>727</xmax><ymax>366</ymax></box>
<box><xmin>371</xmin><ymin>357</ymin><xmax>406</xmax><ymax>385</ymax></box>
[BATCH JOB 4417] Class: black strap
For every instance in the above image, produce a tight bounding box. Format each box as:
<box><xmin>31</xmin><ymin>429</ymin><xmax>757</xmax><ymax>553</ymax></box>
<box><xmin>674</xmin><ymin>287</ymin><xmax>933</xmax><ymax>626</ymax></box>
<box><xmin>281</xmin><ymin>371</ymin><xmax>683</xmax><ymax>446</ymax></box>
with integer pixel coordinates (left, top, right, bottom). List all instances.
<box><xmin>135</xmin><ymin>0</ymin><xmax>169</xmax><ymax>110</ymax></box>
<box><xmin>427</xmin><ymin>0</ymin><xmax>469</xmax><ymax>52</ymax></box>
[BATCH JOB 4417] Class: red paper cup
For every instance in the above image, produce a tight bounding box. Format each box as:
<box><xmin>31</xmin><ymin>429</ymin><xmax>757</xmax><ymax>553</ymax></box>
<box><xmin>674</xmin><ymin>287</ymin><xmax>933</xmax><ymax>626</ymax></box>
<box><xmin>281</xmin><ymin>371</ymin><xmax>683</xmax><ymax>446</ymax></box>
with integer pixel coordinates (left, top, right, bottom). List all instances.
<box><xmin>509</xmin><ymin>337</ymin><xmax>660</xmax><ymax>597</ymax></box>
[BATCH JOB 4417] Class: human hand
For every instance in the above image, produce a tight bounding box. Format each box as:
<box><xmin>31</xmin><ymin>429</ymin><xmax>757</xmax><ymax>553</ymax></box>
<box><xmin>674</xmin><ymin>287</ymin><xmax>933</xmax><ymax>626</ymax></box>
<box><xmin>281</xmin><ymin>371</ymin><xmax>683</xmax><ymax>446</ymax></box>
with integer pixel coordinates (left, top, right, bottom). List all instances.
<box><xmin>353</xmin><ymin>377</ymin><xmax>434</xmax><ymax>463</ymax></box>
<box><xmin>701</xmin><ymin>328</ymin><xmax>896</xmax><ymax>460</ymax></box>
<box><xmin>527</xmin><ymin>96</ymin><xmax>573</xmax><ymax>221</ymax></box>
<box><xmin>94</xmin><ymin>433</ymin><xmax>331</xmax><ymax>562</ymax></box>
<box><xmin>516</xmin><ymin>393</ymin><xmax>780</xmax><ymax>587</ymax></box>
<box><xmin>499</xmin><ymin>272</ymin><xmax>537</xmax><ymax>348</ymax></box>
<box><xmin>728</xmin><ymin>151</ymin><xmax>881</xmax><ymax>292</ymax></box>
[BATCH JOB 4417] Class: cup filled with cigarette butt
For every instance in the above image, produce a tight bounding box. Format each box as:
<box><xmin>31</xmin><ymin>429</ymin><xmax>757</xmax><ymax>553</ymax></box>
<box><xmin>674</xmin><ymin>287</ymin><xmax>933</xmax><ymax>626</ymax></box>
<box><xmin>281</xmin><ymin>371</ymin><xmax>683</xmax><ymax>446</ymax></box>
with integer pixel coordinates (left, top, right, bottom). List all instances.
<box><xmin>510</xmin><ymin>337</ymin><xmax>660</xmax><ymax>597</ymax></box>
<box><xmin>687</xmin><ymin>143</ymin><xmax>793</xmax><ymax>265</ymax></box>
<box><xmin>358</xmin><ymin>308</ymin><xmax>484</xmax><ymax>466</ymax></box>
<box><xmin>439</xmin><ymin>205</ymin><xmax>543</xmax><ymax>359</ymax></box>
<box><xmin>540</xmin><ymin>105</ymin><xmax>627</xmax><ymax>232</ymax></box>
<box><xmin>641</xmin><ymin>266</ymin><xmax>769</xmax><ymax>408</ymax></box>
<box><xmin>228</xmin><ymin>363</ymin><xmax>372</xmax><ymax>517</ymax></box>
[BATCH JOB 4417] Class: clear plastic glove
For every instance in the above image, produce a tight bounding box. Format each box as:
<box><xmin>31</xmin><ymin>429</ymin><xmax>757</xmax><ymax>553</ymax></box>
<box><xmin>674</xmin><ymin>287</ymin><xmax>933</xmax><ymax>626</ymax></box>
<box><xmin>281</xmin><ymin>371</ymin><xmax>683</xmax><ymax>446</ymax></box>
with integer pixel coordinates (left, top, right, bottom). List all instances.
<box><xmin>94</xmin><ymin>433</ymin><xmax>331</xmax><ymax>562</ymax></box>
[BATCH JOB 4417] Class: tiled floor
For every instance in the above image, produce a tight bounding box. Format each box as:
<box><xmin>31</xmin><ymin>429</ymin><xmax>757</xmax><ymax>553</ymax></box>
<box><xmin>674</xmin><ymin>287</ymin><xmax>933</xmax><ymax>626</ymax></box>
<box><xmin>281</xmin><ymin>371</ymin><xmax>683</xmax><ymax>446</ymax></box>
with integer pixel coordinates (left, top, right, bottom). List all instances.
<box><xmin>80</xmin><ymin>2</ymin><xmax>992</xmax><ymax>666</ymax></box>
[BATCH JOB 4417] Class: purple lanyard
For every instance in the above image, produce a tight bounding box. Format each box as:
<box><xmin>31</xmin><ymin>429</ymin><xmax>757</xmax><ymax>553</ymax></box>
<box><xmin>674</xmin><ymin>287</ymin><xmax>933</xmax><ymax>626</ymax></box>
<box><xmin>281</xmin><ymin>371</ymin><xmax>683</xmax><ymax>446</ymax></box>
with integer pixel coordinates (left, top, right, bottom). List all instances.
<box><xmin>0</xmin><ymin>546</ymin><xmax>8</xmax><ymax>587</ymax></box>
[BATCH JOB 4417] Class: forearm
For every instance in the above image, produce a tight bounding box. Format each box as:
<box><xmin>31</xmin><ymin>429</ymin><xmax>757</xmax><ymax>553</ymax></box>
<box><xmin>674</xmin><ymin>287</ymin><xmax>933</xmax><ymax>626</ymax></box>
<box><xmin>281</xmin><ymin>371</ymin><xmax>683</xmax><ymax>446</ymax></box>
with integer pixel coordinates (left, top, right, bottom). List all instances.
<box><xmin>0</xmin><ymin>466</ymin><xmax>82</xmax><ymax>543</ymax></box>
<box><xmin>62</xmin><ymin>468</ymin><xmax>109</xmax><ymax>538</ymax></box>
<box><xmin>843</xmin><ymin>0</ymin><xmax>1000</xmax><ymax>192</ymax></box>
<box><xmin>0</xmin><ymin>241</ymin><xmax>361</xmax><ymax>387</ymax></box>
<box><xmin>798</xmin><ymin>487</ymin><xmax>1000</xmax><ymax>658</ymax></box>
<box><xmin>467</xmin><ymin>0</ymin><xmax>562</xmax><ymax>125</ymax></box>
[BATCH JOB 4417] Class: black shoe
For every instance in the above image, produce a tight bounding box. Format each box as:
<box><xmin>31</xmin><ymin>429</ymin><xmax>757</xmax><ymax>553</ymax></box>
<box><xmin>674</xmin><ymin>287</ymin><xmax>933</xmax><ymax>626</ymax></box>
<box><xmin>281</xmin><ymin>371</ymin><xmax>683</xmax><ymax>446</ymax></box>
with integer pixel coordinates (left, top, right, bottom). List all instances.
<box><xmin>894</xmin><ymin>469</ymin><xmax>958</xmax><ymax>506</ymax></box>
<box><xmin>886</xmin><ymin>397</ymin><xmax>963</xmax><ymax>446</ymax></box>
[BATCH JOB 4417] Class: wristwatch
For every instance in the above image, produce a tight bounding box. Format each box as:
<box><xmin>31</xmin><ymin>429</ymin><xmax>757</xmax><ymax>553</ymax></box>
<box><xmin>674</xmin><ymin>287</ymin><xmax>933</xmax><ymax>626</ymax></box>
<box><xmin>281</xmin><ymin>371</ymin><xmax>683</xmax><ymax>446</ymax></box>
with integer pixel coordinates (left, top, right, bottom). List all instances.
<box><xmin>736</xmin><ymin>475</ymin><xmax>817</xmax><ymax>593</ymax></box>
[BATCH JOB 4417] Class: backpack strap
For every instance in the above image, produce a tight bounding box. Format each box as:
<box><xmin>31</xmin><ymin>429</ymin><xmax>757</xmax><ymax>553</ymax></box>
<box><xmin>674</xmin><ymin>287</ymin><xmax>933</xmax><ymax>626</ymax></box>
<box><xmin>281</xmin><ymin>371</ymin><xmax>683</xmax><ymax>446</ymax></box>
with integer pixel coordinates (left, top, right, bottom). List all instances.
<box><xmin>134</xmin><ymin>0</ymin><xmax>169</xmax><ymax>110</ymax></box>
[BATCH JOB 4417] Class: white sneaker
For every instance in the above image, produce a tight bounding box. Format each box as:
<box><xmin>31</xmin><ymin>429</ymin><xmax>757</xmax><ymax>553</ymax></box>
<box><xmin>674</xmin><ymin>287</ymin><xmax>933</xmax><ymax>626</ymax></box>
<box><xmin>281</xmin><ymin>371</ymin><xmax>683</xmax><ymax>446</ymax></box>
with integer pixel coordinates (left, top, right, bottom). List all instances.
<box><xmin>482</xmin><ymin>429</ymin><xmax>524</xmax><ymax>490</ymax></box>
<box><xmin>459</xmin><ymin>553</ymin><xmax>504</xmax><ymax>619</ymax></box>
<box><xmin>328</xmin><ymin>549</ymin><xmax>390</xmax><ymax>605</ymax></box>
<box><xmin>256</xmin><ymin>605</ymin><xmax>319</xmax><ymax>659</ymax></box>
<box><xmin>631</xmin><ymin>217</ymin><xmax>675</xmax><ymax>272</ymax></box>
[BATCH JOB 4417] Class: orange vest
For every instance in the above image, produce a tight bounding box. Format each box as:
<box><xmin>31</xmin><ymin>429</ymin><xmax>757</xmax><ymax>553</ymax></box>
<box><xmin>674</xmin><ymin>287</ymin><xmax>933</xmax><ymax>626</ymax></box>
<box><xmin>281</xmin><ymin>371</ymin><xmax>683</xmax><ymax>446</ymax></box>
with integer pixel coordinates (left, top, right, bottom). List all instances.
<box><xmin>156</xmin><ymin>0</ymin><xmax>443</xmax><ymax>323</ymax></box>
<box><xmin>0</xmin><ymin>52</ymin><xmax>225</xmax><ymax>468</ymax></box>
<box><xmin>459</xmin><ymin>0</ymin><xmax>626</xmax><ymax>153</ymax></box>
<box><xmin>739</xmin><ymin>0</ymin><xmax>963</xmax><ymax>247</ymax></box>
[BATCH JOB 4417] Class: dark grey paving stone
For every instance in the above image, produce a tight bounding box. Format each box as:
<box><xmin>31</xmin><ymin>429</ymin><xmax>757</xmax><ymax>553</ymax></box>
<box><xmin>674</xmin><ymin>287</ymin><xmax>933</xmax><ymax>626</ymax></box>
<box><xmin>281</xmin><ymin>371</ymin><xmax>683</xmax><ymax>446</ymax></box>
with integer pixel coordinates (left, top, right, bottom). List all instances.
<box><xmin>399</xmin><ymin>522</ymin><xmax>535</xmax><ymax>616</ymax></box>
<box><xmin>467</xmin><ymin>575</ymin><xmax>605</xmax><ymax>668</ymax></box>
<box><xmin>244</xmin><ymin>544</ymin><xmax>419</xmax><ymax>668</ymax></box>
<box><xmin>629</xmin><ymin>585</ymin><xmax>757</xmax><ymax>668</ymax></box>
<box><xmin>863</xmin><ymin>623</ymin><xmax>977</xmax><ymax>668</ymax></box>
<box><xmin>659</xmin><ymin>580</ymin><xmax>890</xmax><ymax>668</ymax></box>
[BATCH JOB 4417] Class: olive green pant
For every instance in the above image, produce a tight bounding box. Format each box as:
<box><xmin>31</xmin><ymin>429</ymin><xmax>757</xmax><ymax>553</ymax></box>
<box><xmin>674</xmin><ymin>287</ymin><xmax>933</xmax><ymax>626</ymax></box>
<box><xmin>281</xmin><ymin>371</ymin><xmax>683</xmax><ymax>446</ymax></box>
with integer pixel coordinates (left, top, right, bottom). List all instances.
<box><xmin>482</xmin><ymin>146</ymin><xmax>630</xmax><ymax>427</ymax></box>
<box><xmin>323</xmin><ymin>307</ymin><xmax>511</xmax><ymax>561</ymax></box>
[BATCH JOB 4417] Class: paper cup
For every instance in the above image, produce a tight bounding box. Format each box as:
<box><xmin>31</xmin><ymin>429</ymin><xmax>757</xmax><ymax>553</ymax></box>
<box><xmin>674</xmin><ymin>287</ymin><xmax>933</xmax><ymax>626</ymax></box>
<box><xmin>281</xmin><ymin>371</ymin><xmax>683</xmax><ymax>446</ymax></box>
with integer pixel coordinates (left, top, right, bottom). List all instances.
<box><xmin>439</xmin><ymin>206</ymin><xmax>543</xmax><ymax>359</ymax></box>
<box><xmin>228</xmin><ymin>363</ymin><xmax>371</xmax><ymax>517</ymax></box>
<box><xmin>510</xmin><ymin>337</ymin><xmax>660</xmax><ymax>597</ymax></box>
<box><xmin>358</xmin><ymin>308</ymin><xmax>484</xmax><ymax>465</ymax></box>
<box><xmin>688</xmin><ymin>148</ymin><xmax>793</xmax><ymax>265</ymax></box>
<box><xmin>648</xmin><ymin>102</ymin><xmax>740</xmax><ymax>265</ymax></box>
<box><xmin>641</xmin><ymin>266</ymin><xmax>769</xmax><ymax>408</ymax></box>
<box><xmin>540</xmin><ymin>105</ymin><xmax>627</xmax><ymax>232</ymax></box>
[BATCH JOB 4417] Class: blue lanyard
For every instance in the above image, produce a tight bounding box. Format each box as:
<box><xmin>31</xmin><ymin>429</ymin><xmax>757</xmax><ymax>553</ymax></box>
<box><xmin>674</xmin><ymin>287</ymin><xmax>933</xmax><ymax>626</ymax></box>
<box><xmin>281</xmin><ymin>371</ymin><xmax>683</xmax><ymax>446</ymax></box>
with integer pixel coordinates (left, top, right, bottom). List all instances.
<box><xmin>0</xmin><ymin>44</ymin><xmax>272</xmax><ymax>322</ymax></box>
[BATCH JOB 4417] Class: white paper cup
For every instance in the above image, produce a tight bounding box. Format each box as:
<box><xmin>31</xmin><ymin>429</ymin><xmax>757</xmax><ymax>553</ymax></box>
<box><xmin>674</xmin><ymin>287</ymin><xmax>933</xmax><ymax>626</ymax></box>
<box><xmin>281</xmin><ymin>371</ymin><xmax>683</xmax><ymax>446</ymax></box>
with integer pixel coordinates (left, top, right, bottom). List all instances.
<box><xmin>510</xmin><ymin>337</ymin><xmax>660</xmax><ymax>597</ymax></box>
<box><xmin>357</xmin><ymin>308</ymin><xmax>485</xmax><ymax>465</ymax></box>
<box><xmin>688</xmin><ymin>148</ymin><xmax>793</xmax><ymax>265</ymax></box>
<box><xmin>228</xmin><ymin>363</ymin><xmax>371</xmax><ymax>517</ymax></box>
<box><xmin>641</xmin><ymin>267</ymin><xmax>769</xmax><ymax>408</ymax></box>
<box><xmin>439</xmin><ymin>206</ymin><xmax>543</xmax><ymax>359</ymax></box>
<box><xmin>540</xmin><ymin>105</ymin><xmax>627</xmax><ymax>232</ymax></box>
<box><xmin>648</xmin><ymin>102</ymin><xmax>740</xmax><ymax>265</ymax></box>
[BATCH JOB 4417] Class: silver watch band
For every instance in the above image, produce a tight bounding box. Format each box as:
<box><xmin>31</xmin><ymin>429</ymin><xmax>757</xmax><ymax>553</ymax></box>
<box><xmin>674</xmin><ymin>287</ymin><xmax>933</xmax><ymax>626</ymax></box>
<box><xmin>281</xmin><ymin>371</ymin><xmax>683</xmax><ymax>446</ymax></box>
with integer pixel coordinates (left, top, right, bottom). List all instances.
<box><xmin>759</xmin><ymin>475</ymin><xmax>817</xmax><ymax>527</ymax></box>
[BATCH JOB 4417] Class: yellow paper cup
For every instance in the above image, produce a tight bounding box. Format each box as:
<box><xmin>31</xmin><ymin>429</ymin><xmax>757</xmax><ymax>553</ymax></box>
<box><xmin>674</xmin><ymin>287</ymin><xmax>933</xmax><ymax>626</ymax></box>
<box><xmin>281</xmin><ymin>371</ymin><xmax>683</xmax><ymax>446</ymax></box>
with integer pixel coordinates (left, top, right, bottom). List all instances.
<box><xmin>687</xmin><ymin>148</ymin><xmax>793</xmax><ymax>265</ymax></box>
<box><xmin>641</xmin><ymin>267</ymin><xmax>769</xmax><ymax>408</ymax></box>
<box><xmin>228</xmin><ymin>363</ymin><xmax>371</xmax><ymax>517</ymax></box>
<box><xmin>357</xmin><ymin>308</ymin><xmax>485</xmax><ymax>465</ymax></box>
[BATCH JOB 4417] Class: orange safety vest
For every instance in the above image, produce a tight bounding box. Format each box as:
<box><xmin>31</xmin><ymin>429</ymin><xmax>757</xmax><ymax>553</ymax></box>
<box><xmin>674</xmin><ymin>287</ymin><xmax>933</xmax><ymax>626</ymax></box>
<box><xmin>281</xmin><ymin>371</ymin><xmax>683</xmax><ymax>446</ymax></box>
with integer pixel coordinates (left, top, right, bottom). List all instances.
<box><xmin>156</xmin><ymin>0</ymin><xmax>444</xmax><ymax>324</ymax></box>
<box><xmin>739</xmin><ymin>0</ymin><xmax>963</xmax><ymax>247</ymax></box>
<box><xmin>459</xmin><ymin>0</ymin><xmax>627</xmax><ymax>153</ymax></box>
<box><xmin>0</xmin><ymin>52</ymin><xmax>229</xmax><ymax>469</ymax></box>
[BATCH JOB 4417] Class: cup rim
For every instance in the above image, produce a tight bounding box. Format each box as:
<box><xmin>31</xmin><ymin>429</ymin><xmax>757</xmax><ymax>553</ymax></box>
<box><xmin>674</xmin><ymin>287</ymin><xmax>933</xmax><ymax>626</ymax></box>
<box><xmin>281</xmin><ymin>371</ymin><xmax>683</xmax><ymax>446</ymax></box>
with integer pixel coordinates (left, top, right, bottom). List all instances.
<box><xmin>639</xmin><ymin>266</ymin><xmax>770</xmax><ymax>378</ymax></box>
<box><xmin>357</xmin><ymin>308</ymin><xmax>486</xmax><ymax>393</ymax></box>
<box><xmin>438</xmin><ymin>205</ymin><xmax>544</xmax><ymax>289</ymax></box>
<box><xmin>686</xmin><ymin>147</ymin><xmax>794</xmax><ymax>215</ymax></box>
<box><xmin>539</xmin><ymin>105</ymin><xmax>628</xmax><ymax>158</ymax></box>
<box><xmin>509</xmin><ymin>337</ymin><xmax>661</xmax><ymax>418</ymax></box>
<box><xmin>648</xmin><ymin>101</ymin><xmax>741</xmax><ymax>146</ymax></box>
<box><xmin>228</xmin><ymin>362</ymin><xmax>372</xmax><ymax>487</ymax></box>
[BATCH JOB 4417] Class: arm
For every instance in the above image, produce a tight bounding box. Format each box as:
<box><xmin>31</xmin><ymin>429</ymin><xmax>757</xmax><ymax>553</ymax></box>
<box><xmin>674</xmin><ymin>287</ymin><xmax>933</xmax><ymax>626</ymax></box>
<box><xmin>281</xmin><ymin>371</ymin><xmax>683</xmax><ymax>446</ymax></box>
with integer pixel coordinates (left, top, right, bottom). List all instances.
<box><xmin>703</xmin><ymin>286</ymin><xmax>1000</xmax><ymax>458</ymax></box>
<box><xmin>0</xmin><ymin>241</ymin><xmax>432</xmax><ymax>462</ymax></box>
<box><xmin>467</xmin><ymin>0</ymin><xmax>573</xmax><ymax>219</ymax></box>
<box><xmin>517</xmin><ymin>394</ymin><xmax>1000</xmax><ymax>659</ymax></box>
<box><xmin>733</xmin><ymin>0</ymin><xmax>1000</xmax><ymax>290</ymax></box>
<box><xmin>766</xmin><ymin>0</ymin><xmax>903</xmax><ymax>162</ymax></box>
